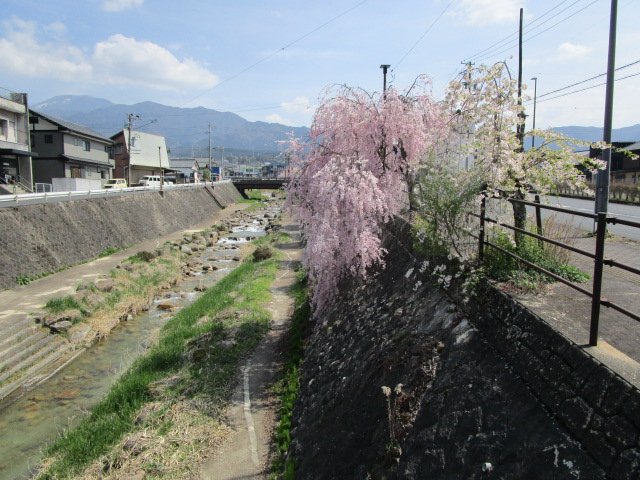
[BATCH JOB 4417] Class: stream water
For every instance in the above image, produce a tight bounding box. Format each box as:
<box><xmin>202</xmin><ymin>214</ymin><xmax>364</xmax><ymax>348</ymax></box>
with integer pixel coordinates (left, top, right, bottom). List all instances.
<box><xmin>0</xmin><ymin>210</ymin><xmax>274</xmax><ymax>480</ymax></box>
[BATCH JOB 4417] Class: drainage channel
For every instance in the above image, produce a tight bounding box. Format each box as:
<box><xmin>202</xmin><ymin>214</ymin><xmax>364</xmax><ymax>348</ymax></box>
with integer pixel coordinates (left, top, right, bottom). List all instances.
<box><xmin>0</xmin><ymin>205</ymin><xmax>278</xmax><ymax>480</ymax></box>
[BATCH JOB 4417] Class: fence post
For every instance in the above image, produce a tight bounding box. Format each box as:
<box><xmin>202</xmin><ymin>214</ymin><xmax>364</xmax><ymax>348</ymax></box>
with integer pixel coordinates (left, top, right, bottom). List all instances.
<box><xmin>478</xmin><ymin>192</ymin><xmax>486</xmax><ymax>261</ymax></box>
<box><xmin>534</xmin><ymin>194</ymin><xmax>543</xmax><ymax>250</ymax></box>
<box><xmin>589</xmin><ymin>212</ymin><xmax>607</xmax><ymax>346</ymax></box>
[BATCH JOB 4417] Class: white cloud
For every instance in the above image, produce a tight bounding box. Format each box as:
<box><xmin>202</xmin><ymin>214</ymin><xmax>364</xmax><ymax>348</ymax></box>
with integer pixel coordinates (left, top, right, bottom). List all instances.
<box><xmin>102</xmin><ymin>0</ymin><xmax>144</xmax><ymax>12</ymax></box>
<box><xmin>265</xmin><ymin>113</ymin><xmax>292</xmax><ymax>125</ymax></box>
<box><xmin>555</xmin><ymin>42</ymin><xmax>591</xmax><ymax>62</ymax></box>
<box><xmin>281</xmin><ymin>96</ymin><xmax>312</xmax><ymax>114</ymax></box>
<box><xmin>0</xmin><ymin>17</ymin><xmax>91</xmax><ymax>81</ymax></box>
<box><xmin>454</xmin><ymin>0</ymin><xmax>523</xmax><ymax>26</ymax></box>
<box><xmin>0</xmin><ymin>19</ymin><xmax>218</xmax><ymax>92</ymax></box>
<box><xmin>93</xmin><ymin>34</ymin><xmax>218</xmax><ymax>90</ymax></box>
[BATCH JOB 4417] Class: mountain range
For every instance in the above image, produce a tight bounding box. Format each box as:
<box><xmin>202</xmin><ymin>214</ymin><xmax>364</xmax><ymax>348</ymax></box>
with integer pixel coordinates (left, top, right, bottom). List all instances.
<box><xmin>31</xmin><ymin>95</ymin><xmax>640</xmax><ymax>155</ymax></box>
<box><xmin>32</xmin><ymin>95</ymin><xmax>309</xmax><ymax>155</ymax></box>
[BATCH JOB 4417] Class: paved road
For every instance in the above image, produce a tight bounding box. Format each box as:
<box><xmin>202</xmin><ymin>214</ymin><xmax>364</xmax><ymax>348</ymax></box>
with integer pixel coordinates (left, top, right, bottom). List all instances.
<box><xmin>538</xmin><ymin>196</ymin><xmax>640</xmax><ymax>241</ymax></box>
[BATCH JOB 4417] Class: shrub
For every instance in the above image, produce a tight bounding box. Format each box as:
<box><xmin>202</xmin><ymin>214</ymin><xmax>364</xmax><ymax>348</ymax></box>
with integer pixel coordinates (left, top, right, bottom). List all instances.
<box><xmin>252</xmin><ymin>245</ymin><xmax>273</xmax><ymax>262</ymax></box>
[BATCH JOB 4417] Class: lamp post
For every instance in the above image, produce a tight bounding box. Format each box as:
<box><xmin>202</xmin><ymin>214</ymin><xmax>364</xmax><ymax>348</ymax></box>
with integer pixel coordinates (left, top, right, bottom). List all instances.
<box><xmin>531</xmin><ymin>77</ymin><xmax>538</xmax><ymax>149</ymax></box>
<box><xmin>380</xmin><ymin>64</ymin><xmax>390</xmax><ymax>96</ymax></box>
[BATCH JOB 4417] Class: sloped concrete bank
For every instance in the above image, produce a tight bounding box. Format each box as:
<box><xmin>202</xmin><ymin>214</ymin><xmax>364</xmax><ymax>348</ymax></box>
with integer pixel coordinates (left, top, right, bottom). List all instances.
<box><xmin>0</xmin><ymin>183</ymin><xmax>242</xmax><ymax>290</ymax></box>
<box><xmin>290</xmin><ymin>219</ymin><xmax>640</xmax><ymax>479</ymax></box>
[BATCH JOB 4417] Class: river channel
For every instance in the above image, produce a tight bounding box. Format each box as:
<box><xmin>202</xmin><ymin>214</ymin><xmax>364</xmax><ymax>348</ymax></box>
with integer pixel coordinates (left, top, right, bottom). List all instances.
<box><xmin>0</xmin><ymin>206</ymin><xmax>277</xmax><ymax>480</ymax></box>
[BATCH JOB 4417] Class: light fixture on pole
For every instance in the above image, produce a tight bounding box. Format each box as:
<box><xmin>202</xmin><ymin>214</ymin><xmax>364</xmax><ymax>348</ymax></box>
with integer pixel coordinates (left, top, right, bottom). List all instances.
<box><xmin>380</xmin><ymin>64</ymin><xmax>390</xmax><ymax>96</ymax></box>
<box><xmin>531</xmin><ymin>77</ymin><xmax>538</xmax><ymax>149</ymax></box>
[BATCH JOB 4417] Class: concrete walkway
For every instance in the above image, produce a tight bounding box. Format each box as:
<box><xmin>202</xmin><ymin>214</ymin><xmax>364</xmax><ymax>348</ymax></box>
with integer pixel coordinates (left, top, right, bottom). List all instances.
<box><xmin>0</xmin><ymin>204</ymin><xmax>247</xmax><ymax>326</ymax></box>
<box><xmin>515</xmin><ymin>234</ymin><xmax>640</xmax><ymax>388</ymax></box>
<box><xmin>199</xmin><ymin>222</ymin><xmax>302</xmax><ymax>480</ymax></box>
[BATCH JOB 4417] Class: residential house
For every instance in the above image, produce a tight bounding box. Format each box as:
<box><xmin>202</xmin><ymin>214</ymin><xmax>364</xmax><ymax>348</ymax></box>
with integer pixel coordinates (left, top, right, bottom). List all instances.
<box><xmin>589</xmin><ymin>142</ymin><xmax>640</xmax><ymax>185</ymax></box>
<box><xmin>29</xmin><ymin>110</ymin><xmax>114</xmax><ymax>191</ymax></box>
<box><xmin>0</xmin><ymin>89</ymin><xmax>35</xmax><ymax>193</ymax></box>
<box><xmin>110</xmin><ymin>129</ymin><xmax>170</xmax><ymax>185</ymax></box>
<box><xmin>169</xmin><ymin>157</ymin><xmax>223</xmax><ymax>183</ymax></box>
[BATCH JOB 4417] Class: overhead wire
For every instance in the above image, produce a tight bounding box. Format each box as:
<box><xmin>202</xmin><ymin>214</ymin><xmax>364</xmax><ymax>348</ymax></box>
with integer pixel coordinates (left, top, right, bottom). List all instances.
<box><xmin>177</xmin><ymin>0</ymin><xmax>370</xmax><ymax>108</ymax></box>
<box><xmin>533</xmin><ymin>71</ymin><xmax>640</xmax><ymax>104</ymax></box>
<box><xmin>393</xmin><ymin>0</ymin><xmax>457</xmax><ymax>70</ymax></box>
<box><xmin>530</xmin><ymin>58</ymin><xmax>640</xmax><ymax>101</ymax></box>
<box><xmin>473</xmin><ymin>0</ymin><xmax>602</xmax><ymax>63</ymax></box>
<box><xmin>466</xmin><ymin>0</ymin><xmax>574</xmax><ymax>61</ymax></box>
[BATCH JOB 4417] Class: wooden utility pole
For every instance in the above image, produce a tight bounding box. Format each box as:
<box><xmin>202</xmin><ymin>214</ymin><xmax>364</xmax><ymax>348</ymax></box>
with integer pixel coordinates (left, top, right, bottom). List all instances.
<box><xmin>126</xmin><ymin>113</ymin><xmax>139</xmax><ymax>185</ymax></box>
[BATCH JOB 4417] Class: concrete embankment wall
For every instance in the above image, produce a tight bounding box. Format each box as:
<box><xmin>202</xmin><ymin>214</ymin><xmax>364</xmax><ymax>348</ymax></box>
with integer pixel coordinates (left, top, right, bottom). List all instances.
<box><xmin>0</xmin><ymin>183</ymin><xmax>242</xmax><ymax>290</ymax></box>
<box><xmin>291</xmin><ymin>219</ymin><xmax>640</xmax><ymax>479</ymax></box>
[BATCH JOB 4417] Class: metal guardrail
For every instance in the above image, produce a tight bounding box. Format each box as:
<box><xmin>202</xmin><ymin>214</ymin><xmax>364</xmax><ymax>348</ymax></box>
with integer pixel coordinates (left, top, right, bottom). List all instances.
<box><xmin>0</xmin><ymin>180</ymin><xmax>233</xmax><ymax>208</ymax></box>
<box><xmin>472</xmin><ymin>193</ymin><xmax>640</xmax><ymax>346</ymax></box>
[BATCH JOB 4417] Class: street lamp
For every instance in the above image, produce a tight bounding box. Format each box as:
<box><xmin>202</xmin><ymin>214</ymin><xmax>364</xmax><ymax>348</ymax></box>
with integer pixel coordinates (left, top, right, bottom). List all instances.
<box><xmin>380</xmin><ymin>64</ymin><xmax>390</xmax><ymax>96</ymax></box>
<box><xmin>531</xmin><ymin>77</ymin><xmax>538</xmax><ymax>149</ymax></box>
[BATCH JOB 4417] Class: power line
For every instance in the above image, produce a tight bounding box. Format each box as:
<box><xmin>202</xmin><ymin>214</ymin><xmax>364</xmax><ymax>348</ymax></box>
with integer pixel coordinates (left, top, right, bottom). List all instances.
<box><xmin>534</xmin><ymin>71</ymin><xmax>640</xmax><ymax>104</ymax></box>
<box><xmin>467</xmin><ymin>0</ymin><xmax>575</xmax><ymax>61</ymax></box>
<box><xmin>533</xmin><ymin>58</ymin><xmax>640</xmax><ymax>100</ymax></box>
<box><xmin>178</xmin><ymin>0</ymin><xmax>370</xmax><ymax>108</ymax></box>
<box><xmin>474</xmin><ymin>0</ymin><xmax>601</xmax><ymax>63</ymax></box>
<box><xmin>394</xmin><ymin>0</ymin><xmax>457</xmax><ymax>69</ymax></box>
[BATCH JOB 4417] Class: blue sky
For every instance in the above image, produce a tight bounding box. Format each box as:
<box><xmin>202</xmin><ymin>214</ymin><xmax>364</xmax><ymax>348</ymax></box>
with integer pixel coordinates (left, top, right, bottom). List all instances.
<box><xmin>1</xmin><ymin>0</ymin><xmax>638</xmax><ymax>129</ymax></box>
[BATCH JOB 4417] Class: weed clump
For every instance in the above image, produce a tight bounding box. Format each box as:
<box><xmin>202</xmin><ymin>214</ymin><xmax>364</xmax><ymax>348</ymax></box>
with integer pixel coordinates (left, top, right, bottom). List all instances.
<box><xmin>252</xmin><ymin>245</ymin><xmax>273</xmax><ymax>262</ymax></box>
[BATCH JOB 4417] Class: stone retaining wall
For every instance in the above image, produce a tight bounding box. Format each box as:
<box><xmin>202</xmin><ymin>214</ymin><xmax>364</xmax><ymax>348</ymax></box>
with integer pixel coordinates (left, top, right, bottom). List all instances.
<box><xmin>291</xmin><ymin>218</ymin><xmax>640</xmax><ymax>479</ymax></box>
<box><xmin>464</xmin><ymin>283</ymin><xmax>640</xmax><ymax>478</ymax></box>
<box><xmin>0</xmin><ymin>183</ymin><xmax>242</xmax><ymax>290</ymax></box>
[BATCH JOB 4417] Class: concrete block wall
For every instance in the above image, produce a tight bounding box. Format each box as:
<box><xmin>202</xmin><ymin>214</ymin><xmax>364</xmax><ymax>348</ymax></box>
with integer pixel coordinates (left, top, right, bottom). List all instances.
<box><xmin>0</xmin><ymin>183</ymin><xmax>243</xmax><ymax>290</ymax></box>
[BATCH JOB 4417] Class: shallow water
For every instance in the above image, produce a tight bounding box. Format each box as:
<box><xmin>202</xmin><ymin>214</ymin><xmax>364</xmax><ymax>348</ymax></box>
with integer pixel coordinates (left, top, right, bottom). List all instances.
<box><xmin>0</xmin><ymin>214</ymin><xmax>273</xmax><ymax>479</ymax></box>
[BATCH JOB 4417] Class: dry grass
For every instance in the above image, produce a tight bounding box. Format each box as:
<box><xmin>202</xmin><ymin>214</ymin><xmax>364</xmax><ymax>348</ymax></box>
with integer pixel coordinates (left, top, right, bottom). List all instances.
<box><xmin>78</xmin><ymin>391</ymin><xmax>231</xmax><ymax>479</ymax></box>
<box><xmin>537</xmin><ymin>214</ymin><xmax>583</xmax><ymax>265</ymax></box>
<box><xmin>74</xmin><ymin>249</ymin><xmax>184</xmax><ymax>340</ymax></box>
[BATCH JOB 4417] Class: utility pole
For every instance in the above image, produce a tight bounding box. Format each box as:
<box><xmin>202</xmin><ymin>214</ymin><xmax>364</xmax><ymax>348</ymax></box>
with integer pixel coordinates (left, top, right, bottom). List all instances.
<box><xmin>461</xmin><ymin>61</ymin><xmax>475</xmax><ymax>170</ymax></box>
<box><xmin>595</xmin><ymin>0</ymin><xmax>618</xmax><ymax>217</ymax></box>
<box><xmin>531</xmin><ymin>77</ymin><xmax>538</xmax><ymax>149</ymax></box>
<box><xmin>126</xmin><ymin>113</ymin><xmax>140</xmax><ymax>186</ymax></box>
<box><xmin>380</xmin><ymin>64</ymin><xmax>390</xmax><ymax>97</ymax></box>
<box><xmin>158</xmin><ymin>145</ymin><xmax>163</xmax><ymax>191</ymax></box>
<box><xmin>516</xmin><ymin>8</ymin><xmax>525</xmax><ymax>152</ymax></box>
<box><xmin>220</xmin><ymin>146</ymin><xmax>225</xmax><ymax>180</ymax></box>
<box><xmin>208</xmin><ymin>123</ymin><xmax>212</xmax><ymax>172</ymax></box>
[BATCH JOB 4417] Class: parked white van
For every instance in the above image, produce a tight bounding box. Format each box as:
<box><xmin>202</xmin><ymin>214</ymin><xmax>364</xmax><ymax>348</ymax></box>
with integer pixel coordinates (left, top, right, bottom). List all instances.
<box><xmin>139</xmin><ymin>175</ymin><xmax>173</xmax><ymax>187</ymax></box>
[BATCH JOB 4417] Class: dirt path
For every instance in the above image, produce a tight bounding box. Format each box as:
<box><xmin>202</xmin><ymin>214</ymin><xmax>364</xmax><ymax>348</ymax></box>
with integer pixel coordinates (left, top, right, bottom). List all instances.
<box><xmin>198</xmin><ymin>222</ymin><xmax>302</xmax><ymax>480</ymax></box>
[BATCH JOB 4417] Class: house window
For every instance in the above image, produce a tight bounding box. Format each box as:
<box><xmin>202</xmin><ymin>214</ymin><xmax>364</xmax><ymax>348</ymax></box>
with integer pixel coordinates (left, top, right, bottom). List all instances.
<box><xmin>115</xmin><ymin>143</ymin><xmax>123</xmax><ymax>154</ymax></box>
<box><xmin>131</xmin><ymin>136</ymin><xmax>137</xmax><ymax>148</ymax></box>
<box><xmin>0</xmin><ymin>119</ymin><xmax>7</xmax><ymax>140</ymax></box>
<box><xmin>44</xmin><ymin>134</ymin><xmax>53</xmax><ymax>144</ymax></box>
<box><xmin>30</xmin><ymin>134</ymin><xmax>35</xmax><ymax>147</ymax></box>
<box><xmin>83</xmin><ymin>140</ymin><xmax>90</xmax><ymax>151</ymax></box>
<box><xmin>70</xmin><ymin>166</ymin><xmax>81</xmax><ymax>178</ymax></box>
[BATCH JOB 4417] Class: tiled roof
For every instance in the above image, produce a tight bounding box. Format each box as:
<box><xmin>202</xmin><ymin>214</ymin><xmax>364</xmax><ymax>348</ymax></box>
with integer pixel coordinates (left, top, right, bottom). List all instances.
<box><xmin>30</xmin><ymin>109</ymin><xmax>112</xmax><ymax>143</ymax></box>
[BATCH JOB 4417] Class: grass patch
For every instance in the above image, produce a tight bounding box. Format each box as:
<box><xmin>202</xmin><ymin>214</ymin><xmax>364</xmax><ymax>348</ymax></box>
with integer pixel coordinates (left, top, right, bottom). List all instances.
<box><xmin>484</xmin><ymin>227</ymin><xmax>589</xmax><ymax>292</ymax></box>
<box><xmin>44</xmin><ymin>296</ymin><xmax>84</xmax><ymax>314</ymax></box>
<box><xmin>271</xmin><ymin>269</ymin><xmax>310</xmax><ymax>479</ymax></box>
<box><xmin>37</xmin><ymin>254</ymin><xmax>278</xmax><ymax>479</ymax></box>
<box><xmin>98</xmin><ymin>246</ymin><xmax>121</xmax><ymax>258</ymax></box>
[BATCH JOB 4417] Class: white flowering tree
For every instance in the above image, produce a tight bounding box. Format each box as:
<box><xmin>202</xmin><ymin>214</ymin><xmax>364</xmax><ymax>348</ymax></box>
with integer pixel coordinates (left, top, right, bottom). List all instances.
<box><xmin>443</xmin><ymin>62</ymin><xmax>604</xmax><ymax>243</ymax></box>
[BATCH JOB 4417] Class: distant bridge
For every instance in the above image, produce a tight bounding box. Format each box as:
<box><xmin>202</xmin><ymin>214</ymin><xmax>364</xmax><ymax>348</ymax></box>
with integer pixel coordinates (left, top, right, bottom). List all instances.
<box><xmin>230</xmin><ymin>177</ymin><xmax>288</xmax><ymax>198</ymax></box>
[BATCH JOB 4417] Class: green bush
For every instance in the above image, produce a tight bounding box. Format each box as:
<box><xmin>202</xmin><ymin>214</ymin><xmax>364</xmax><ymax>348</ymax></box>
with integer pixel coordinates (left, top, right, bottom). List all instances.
<box><xmin>484</xmin><ymin>227</ymin><xmax>588</xmax><ymax>291</ymax></box>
